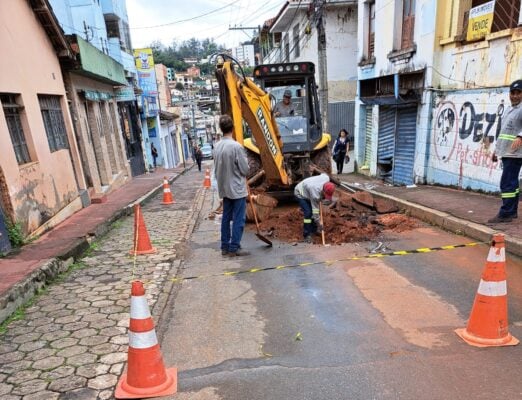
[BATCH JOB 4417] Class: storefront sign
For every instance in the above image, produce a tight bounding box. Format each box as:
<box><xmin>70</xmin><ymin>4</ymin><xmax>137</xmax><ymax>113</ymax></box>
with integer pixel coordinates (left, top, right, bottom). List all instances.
<box><xmin>82</xmin><ymin>90</ymin><xmax>113</xmax><ymax>101</ymax></box>
<box><xmin>115</xmin><ymin>86</ymin><xmax>135</xmax><ymax>102</ymax></box>
<box><xmin>134</xmin><ymin>48</ymin><xmax>159</xmax><ymax>117</ymax></box>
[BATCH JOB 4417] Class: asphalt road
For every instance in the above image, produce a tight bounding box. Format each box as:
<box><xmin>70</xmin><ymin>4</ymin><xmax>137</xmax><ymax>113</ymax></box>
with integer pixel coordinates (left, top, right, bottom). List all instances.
<box><xmin>159</xmin><ymin>168</ymin><xmax>522</xmax><ymax>400</ymax></box>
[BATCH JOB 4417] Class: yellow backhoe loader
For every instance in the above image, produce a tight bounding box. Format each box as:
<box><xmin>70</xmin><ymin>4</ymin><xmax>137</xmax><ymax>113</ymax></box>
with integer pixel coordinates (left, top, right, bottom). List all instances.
<box><xmin>215</xmin><ymin>54</ymin><xmax>332</xmax><ymax>190</ymax></box>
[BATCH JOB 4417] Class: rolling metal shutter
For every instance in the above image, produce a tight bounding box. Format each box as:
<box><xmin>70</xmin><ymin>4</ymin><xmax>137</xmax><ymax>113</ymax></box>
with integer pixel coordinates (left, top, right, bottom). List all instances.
<box><xmin>328</xmin><ymin>102</ymin><xmax>355</xmax><ymax>139</ymax></box>
<box><xmin>377</xmin><ymin>106</ymin><xmax>396</xmax><ymax>182</ymax></box>
<box><xmin>392</xmin><ymin>106</ymin><xmax>417</xmax><ymax>185</ymax></box>
<box><xmin>363</xmin><ymin>106</ymin><xmax>373</xmax><ymax>167</ymax></box>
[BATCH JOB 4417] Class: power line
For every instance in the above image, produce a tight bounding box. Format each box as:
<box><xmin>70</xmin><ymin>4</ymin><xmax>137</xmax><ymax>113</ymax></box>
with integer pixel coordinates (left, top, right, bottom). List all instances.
<box><xmin>131</xmin><ymin>0</ymin><xmax>243</xmax><ymax>30</ymax></box>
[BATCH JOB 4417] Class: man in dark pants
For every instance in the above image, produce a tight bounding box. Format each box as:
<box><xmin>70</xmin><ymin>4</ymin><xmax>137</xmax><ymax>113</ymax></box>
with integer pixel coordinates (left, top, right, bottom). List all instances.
<box><xmin>213</xmin><ymin>115</ymin><xmax>250</xmax><ymax>256</ymax></box>
<box><xmin>489</xmin><ymin>80</ymin><xmax>522</xmax><ymax>223</ymax></box>
<box><xmin>294</xmin><ymin>173</ymin><xmax>335</xmax><ymax>243</ymax></box>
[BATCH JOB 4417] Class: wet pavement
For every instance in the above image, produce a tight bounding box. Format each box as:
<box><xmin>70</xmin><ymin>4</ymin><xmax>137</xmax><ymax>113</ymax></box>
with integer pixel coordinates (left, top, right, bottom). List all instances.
<box><xmin>159</xmin><ymin>188</ymin><xmax>522</xmax><ymax>399</ymax></box>
<box><xmin>1</xmin><ymin>165</ymin><xmax>522</xmax><ymax>399</ymax></box>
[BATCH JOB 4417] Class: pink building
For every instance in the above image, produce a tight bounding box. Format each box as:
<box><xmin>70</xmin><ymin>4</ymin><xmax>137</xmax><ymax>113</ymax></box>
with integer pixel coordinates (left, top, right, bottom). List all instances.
<box><xmin>186</xmin><ymin>65</ymin><xmax>201</xmax><ymax>78</ymax></box>
<box><xmin>0</xmin><ymin>0</ymin><xmax>84</xmax><ymax>239</ymax></box>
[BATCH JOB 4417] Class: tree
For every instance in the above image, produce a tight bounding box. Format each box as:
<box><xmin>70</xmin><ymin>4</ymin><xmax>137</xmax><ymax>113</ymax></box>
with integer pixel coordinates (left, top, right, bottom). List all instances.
<box><xmin>146</xmin><ymin>37</ymin><xmax>226</xmax><ymax>73</ymax></box>
<box><xmin>175</xmin><ymin>82</ymin><xmax>184</xmax><ymax>91</ymax></box>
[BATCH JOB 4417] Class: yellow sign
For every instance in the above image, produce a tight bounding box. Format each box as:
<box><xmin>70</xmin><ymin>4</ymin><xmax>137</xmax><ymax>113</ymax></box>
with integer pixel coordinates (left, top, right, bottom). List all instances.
<box><xmin>134</xmin><ymin>48</ymin><xmax>155</xmax><ymax>71</ymax></box>
<box><xmin>467</xmin><ymin>1</ymin><xmax>495</xmax><ymax>42</ymax></box>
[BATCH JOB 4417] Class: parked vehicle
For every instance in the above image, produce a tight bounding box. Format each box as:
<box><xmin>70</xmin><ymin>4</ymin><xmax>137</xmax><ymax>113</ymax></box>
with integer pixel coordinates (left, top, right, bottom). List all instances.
<box><xmin>201</xmin><ymin>143</ymin><xmax>213</xmax><ymax>159</ymax></box>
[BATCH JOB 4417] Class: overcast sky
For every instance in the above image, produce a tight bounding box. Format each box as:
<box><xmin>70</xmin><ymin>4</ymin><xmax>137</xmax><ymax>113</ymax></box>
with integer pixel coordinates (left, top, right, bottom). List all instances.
<box><xmin>126</xmin><ymin>0</ymin><xmax>286</xmax><ymax>50</ymax></box>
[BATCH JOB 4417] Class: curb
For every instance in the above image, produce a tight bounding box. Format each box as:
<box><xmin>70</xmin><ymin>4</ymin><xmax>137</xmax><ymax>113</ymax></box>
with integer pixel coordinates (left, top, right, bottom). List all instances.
<box><xmin>365</xmin><ymin>188</ymin><xmax>522</xmax><ymax>257</ymax></box>
<box><xmin>0</xmin><ymin>166</ymin><xmax>193</xmax><ymax>325</ymax></box>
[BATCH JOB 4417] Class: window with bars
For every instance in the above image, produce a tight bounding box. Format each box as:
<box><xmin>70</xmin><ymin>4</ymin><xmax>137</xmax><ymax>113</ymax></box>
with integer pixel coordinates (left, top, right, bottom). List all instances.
<box><xmin>1</xmin><ymin>94</ymin><xmax>32</xmax><ymax>165</ymax></box>
<box><xmin>401</xmin><ymin>0</ymin><xmax>416</xmax><ymax>49</ymax></box>
<box><xmin>38</xmin><ymin>95</ymin><xmax>69</xmax><ymax>152</ymax></box>
<box><xmin>368</xmin><ymin>1</ymin><xmax>376</xmax><ymax>59</ymax></box>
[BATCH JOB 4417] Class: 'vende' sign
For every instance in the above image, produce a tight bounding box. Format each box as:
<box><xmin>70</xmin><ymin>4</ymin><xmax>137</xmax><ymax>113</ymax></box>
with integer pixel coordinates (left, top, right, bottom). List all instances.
<box><xmin>467</xmin><ymin>1</ymin><xmax>495</xmax><ymax>41</ymax></box>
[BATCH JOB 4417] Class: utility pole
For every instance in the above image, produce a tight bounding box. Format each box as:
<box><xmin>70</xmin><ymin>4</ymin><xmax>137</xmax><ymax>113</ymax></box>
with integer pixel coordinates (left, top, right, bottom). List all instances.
<box><xmin>314</xmin><ymin>0</ymin><xmax>329</xmax><ymax>133</ymax></box>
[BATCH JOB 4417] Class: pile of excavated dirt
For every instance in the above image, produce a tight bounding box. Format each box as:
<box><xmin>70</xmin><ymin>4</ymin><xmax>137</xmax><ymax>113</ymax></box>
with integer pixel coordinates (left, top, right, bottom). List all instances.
<box><xmin>254</xmin><ymin>190</ymin><xmax>418</xmax><ymax>244</ymax></box>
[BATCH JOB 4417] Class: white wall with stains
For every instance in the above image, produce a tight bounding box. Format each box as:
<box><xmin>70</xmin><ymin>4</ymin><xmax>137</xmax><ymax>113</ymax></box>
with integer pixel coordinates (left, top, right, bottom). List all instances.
<box><xmin>427</xmin><ymin>89</ymin><xmax>508</xmax><ymax>192</ymax></box>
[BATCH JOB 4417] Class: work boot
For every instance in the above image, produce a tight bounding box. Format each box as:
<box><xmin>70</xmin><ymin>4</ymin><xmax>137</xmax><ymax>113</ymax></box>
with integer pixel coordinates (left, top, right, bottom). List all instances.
<box><xmin>226</xmin><ymin>249</ymin><xmax>250</xmax><ymax>257</ymax></box>
<box><xmin>221</xmin><ymin>250</ymin><xmax>229</xmax><ymax>256</ymax></box>
<box><xmin>487</xmin><ymin>215</ymin><xmax>513</xmax><ymax>223</ymax></box>
<box><xmin>304</xmin><ymin>235</ymin><xmax>313</xmax><ymax>244</ymax></box>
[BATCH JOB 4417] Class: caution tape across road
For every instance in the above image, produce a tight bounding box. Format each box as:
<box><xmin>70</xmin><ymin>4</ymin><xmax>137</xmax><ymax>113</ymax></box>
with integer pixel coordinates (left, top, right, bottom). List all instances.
<box><xmin>171</xmin><ymin>241</ymin><xmax>485</xmax><ymax>283</ymax></box>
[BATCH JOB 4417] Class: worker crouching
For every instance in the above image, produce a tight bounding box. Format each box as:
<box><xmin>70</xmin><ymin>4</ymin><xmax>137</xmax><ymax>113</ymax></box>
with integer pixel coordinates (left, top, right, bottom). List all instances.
<box><xmin>294</xmin><ymin>173</ymin><xmax>335</xmax><ymax>243</ymax></box>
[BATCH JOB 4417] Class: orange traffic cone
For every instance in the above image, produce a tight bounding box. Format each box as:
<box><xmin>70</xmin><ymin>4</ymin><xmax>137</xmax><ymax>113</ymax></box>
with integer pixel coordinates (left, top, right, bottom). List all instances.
<box><xmin>160</xmin><ymin>176</ymin><xmax>175</xmax><ymax>205</ymax></box>
<box><xmin>115</xmin><ymin>281</ymin><xmax>177</xmax><ymax>399</ymax></box>
<box><xmin>455</xmin><ymin>233</ymin><xmax>519</xmax><ymax>347</ymax></box>
<box><xmin>203</xmin><ymin>168</ymin><xmax>211</xmax><ymax>188</ymax></box>
<box><xmin>129</xmin><ymin>204</ymin><xmax>156</xmax><ymax>255</ymax></box>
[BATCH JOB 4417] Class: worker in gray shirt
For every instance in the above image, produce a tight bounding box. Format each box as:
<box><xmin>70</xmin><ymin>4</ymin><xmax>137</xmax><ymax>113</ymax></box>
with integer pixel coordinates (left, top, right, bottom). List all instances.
<box><xmin>213</xmin><ymin>115</ymin><xmax>250</xmax><ymax>256</ymax></box>
<box><xmin>489</xmin><ymin>79</ymin><xmax>522</xmax><ymax>223</ymax></box>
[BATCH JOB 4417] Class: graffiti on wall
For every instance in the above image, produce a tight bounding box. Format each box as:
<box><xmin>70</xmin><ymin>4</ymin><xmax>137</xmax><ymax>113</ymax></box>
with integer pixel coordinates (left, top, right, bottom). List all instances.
<box><xmin>433</xmin><ymin>91</ymin><xmax>507</xmax><ymax>179</ymax></box>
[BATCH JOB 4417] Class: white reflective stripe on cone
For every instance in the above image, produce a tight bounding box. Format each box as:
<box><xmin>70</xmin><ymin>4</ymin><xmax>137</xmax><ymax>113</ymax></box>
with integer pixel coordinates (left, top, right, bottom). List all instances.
<box><xmin>129</xmin><ymin>329</ymin><xmax>158</xmax><ymax>349</ymax></box>
<box><xmin>130</xmin><ymin>296</ymin><xmax>151</xmax><ymax>319</ymax></box>
<box><xmin>164</xmin><ymin>188</ymin><xmax>171</xmax><ymax>193</ymax></box>
<box><xmin>487</xmin><ymin>247</ymin><xmax>505</xmax><ymax>262</ymax></box>
<box><xmin>477</xmin><ymin>280</ymin><xmax>507</xmax><ymax>296</ymax></box>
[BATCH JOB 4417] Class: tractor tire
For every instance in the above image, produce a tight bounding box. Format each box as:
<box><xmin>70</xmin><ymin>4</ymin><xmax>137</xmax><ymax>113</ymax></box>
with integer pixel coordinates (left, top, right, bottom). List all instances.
<box><xmin>311</xmin><ymin>146</ymin><xmax>332</xmax><ymax>174</ymax></box>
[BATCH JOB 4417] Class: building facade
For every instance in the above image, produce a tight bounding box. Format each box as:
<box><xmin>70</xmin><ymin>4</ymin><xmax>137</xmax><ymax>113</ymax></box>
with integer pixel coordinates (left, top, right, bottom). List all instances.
<box><xmin>355</xmin><ymin>0</ymin><xmax>521</xmax><ymax>192</ymax></box>
<box><xmin>0</xmin><ymin>0</ymin><xmax>84</xmax><ymax>239</ymax></box>
<box><xmin>232</xmin><ymin>44</ymin><xmax>256</xmax><ymax>66</ymax></box>
<box><xmin>428</xmin><ymin>0</ymin><xmax>522</xmax><ymax>192</ymax></box>
<box><xmin>354</xmin><ymin>0</ymin><xmax>436</xmax><ymax>186</ymax></box>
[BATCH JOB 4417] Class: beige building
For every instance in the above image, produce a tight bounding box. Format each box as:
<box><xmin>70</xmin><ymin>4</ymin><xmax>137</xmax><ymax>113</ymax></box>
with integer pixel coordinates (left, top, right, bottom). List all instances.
<box><xmin>63</xmin><ymin>36</ymin><xmax>131</xmax><ymax>199</ymax></box>
<box><xmin>0</xmin><ymin>0</ymin><xmax>84</xmax><ymax>237</ymax></box>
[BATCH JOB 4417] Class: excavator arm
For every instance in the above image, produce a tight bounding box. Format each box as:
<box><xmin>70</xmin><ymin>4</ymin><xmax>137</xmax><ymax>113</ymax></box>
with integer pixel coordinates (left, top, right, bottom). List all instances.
<box><xmin>215</xmin><ymin>58</ymin><xmax>289</xmax><ymax>186</ymax></box>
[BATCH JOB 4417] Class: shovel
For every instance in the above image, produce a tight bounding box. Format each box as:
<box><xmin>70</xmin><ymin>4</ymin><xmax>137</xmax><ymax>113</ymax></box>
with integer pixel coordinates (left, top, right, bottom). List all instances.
<box><xmin>247</xmin><ymin>185</ymin><xmax>273</xmax><ymax>247</ymax></box>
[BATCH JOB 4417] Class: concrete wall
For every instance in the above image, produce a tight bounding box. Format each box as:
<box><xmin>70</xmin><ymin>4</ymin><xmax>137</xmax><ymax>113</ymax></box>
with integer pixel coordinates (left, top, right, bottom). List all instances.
<box><xmin>325</xmin><ymin>5</ymin><xmax>358</xmax><ymax>101</ymax></box>
<box><xmin>266</xmin><ymin>3</ymin><xmax>358</xmax><ymax>102</ymax></box>
<box><xmin>427</xmin><ymin>88</ymin><xmax>507</xmax><ymax>192</ymax></box>
<box><xmin>425</xmin><ymin>0</ymin><xmax>522</xmax><ymax>192</ymax></box>
<box><xmin>0</xmin><ymin>1</ymin><xmax>81</xmax><ymax>233</ymax></box>
<box><xmin>433</xmin><ymin>0</ymin><xmax>522</xmax><ymax>90</ymax></box>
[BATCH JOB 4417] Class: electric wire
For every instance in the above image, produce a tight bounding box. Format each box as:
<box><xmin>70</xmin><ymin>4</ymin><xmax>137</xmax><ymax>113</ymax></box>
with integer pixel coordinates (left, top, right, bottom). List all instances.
<box><xmin>131</xmin><ymin>0</ymin><xmax>243</xmax><ymax>29</ymax></box>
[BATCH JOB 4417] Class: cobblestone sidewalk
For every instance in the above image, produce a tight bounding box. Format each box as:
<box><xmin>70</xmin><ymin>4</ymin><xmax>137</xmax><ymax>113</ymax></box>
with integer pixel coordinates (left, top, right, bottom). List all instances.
<box><xmin>0</xmin><ymin>172</ymin><xmax>206</xmax><ymax>399</ymax></box>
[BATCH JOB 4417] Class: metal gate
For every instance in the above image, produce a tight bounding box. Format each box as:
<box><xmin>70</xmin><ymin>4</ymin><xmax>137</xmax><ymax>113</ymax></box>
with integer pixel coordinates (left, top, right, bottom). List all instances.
<box><xmin>119</xmin><ymin>103</ymin><xmax>145</xmax><ymax>176</ymax></box>
<box><xmin>364</xmin><ymin>106</ymin><xmax>373</xmax><ymax>168</ymax></box>
<box><xmin>328</xmin><ymin>102</ymin><xmax>355</xmax><ymax>139</ymax></box>
<box><xmin>393</xmin><ymin>106</ymin><xmax>417</xmax><ymax>185</ymax></box>
<box><xmin>377</xmin><ymin>106</ymin><xmax>396</xmax><ymax>182</ymax></box>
